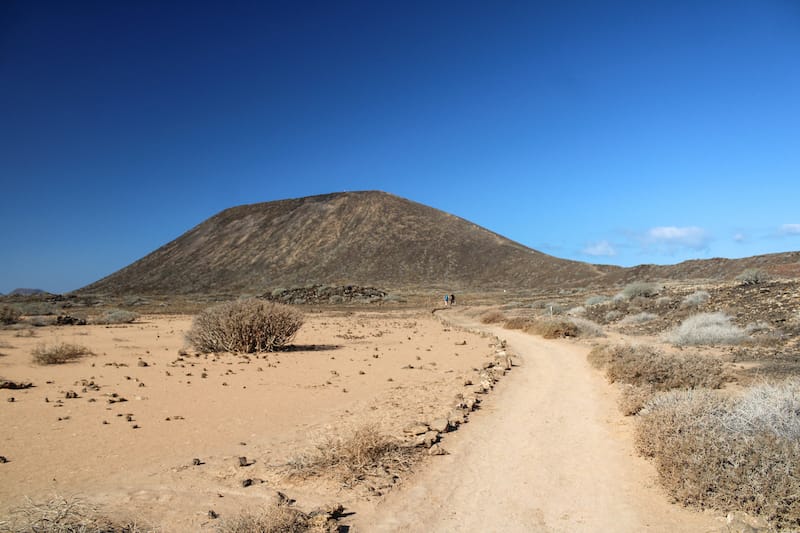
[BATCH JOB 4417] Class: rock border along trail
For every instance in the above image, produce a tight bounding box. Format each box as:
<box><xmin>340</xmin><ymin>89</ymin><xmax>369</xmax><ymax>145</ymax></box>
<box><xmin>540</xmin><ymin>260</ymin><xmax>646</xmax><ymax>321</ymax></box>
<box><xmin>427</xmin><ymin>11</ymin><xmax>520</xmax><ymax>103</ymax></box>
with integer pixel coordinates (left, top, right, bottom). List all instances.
<box><xmin>355</xmin><ymin>310</ymin><xmax>721</xmax><ymax>532</ymax></box>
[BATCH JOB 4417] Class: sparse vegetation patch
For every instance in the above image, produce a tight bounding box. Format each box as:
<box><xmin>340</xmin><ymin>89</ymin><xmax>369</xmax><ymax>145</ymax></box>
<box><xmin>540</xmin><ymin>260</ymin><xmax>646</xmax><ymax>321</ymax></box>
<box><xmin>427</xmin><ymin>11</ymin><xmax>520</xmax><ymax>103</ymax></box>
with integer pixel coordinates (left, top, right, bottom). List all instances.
<box><xmin>524</xmin><ymin>318</ymin><xmax>578</xmax><ymax>339</ymax></box>
<box><xmin>1</xmin><ymin>305</ymin><xmax>21</xmax><ymax>325</ymax></box>
<box><xmin>736</xmin><ymin>268</ymin><xmax>770</xmax><ymax>286</ymax></box>
<box><xmin>619</xmin><ymin>282</ymin><xmax>661</xmax><ymax>299</ymax></box>
<box><xmin>0</xmin><ymin>495</ymin><xmax>151</xmax><ymax>532</ymax></box>
<box><xmin>93</xmin><ymin>309</ymin><xmax>139</xmax><ymax>325</ymax></box>
<box><xmin>665</xmin><ymin>312</ymin><xmax>745</xmax><ymax>346</ymax></box>
<box><xmin>479</xmin><ymin>310</ymin><xmax>506</xmax><ymax>324</ymax></box>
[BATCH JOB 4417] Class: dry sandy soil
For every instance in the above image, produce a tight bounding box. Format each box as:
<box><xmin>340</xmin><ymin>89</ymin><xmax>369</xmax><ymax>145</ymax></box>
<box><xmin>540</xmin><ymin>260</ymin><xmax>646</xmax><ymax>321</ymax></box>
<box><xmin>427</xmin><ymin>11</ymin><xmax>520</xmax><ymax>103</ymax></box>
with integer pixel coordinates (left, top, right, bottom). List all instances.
<box><xmin>0</xmin><ymin>306</ymin><xmax>726</xmax><ymax>531</ymax></box>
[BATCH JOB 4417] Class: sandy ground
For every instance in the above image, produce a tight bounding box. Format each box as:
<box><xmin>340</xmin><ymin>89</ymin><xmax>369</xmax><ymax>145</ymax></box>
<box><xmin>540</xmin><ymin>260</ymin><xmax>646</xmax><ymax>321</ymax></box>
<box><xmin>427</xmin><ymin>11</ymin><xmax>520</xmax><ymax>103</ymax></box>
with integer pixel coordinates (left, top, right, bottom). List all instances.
<box><xmin>355</xmin><ymin>311</ymin><xmax>724</xmax><ymax>532</ymax></box>
<box><xmin>0</xmin><ymin>309</ymin><xmax>498</xmax><ymax>530</ymax></box>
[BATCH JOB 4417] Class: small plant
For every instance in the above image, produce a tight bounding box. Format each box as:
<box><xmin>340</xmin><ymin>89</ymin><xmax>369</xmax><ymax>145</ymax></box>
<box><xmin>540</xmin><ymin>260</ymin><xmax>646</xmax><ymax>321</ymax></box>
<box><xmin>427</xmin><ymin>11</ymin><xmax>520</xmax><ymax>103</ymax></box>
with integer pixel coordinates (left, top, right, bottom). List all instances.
<box><xmin>681</xmin><ymin>290</ymin><xmax>710</xmax><ymax>307</ymax></box>
<box><xmin>187</xmin><ymin>298</ymin><xmax>304</xmax><ymax>353</ymax></box>
<box><xmin>619</xmin><ymin>282</ymin><xmax>660</xmax><ymax>299</ymax></box>
<box><xmin>585</xmin><ymin>295</ymin><xmax>611</xmax><ymax>306</ymax></box>
<box><xmin>736</xmin><ymin>268</ymin><xmax>770</xmax><ymax>286</ymax></box>
<box><xmin>0</xmin><ymin>305</ymin><xmax>21</xmax><ymax>325</ymax></box>
<box><xmin>216</xmin><ymin>501</ymin><xmax>319</xmax><ymax>533</ymax></box>
<box><xmin>480</xmin><ymin>310</ymin><xmax>506</xmax><ymax>324</ymax></box>
<box><xmin>503</xmin><ymin>317</ymin><xmax>531</xmax><ymax>330</ymax></box>
<box><xmin>665</xmin><ymin>312</ymin><xmax>745</xmax><ymax>346</ymax></box>
<box><xmin>93</xmin><ymin>309</ymin><xmax>139</xmax><ymax>325</ymax></box>
<box><xmin>32</xmin><ymin>343</ymin><xmax>92</xmax><ymax>364</ymax></box>
<box><xmin>568</xmin><ymin>317</ymin><xmax>605</xmax><ymax>337</ymax></box>
<box><xmin>619</xmin><ymin>312</ymin><xmax>658</xmax><ymax>325</ymax></box>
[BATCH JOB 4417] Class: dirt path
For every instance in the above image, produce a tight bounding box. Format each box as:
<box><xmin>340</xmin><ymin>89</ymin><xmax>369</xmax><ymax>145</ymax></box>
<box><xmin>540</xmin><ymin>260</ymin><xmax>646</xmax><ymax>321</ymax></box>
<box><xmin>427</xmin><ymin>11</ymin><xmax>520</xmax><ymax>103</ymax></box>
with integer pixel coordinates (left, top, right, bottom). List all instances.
<box><xmin>354</xmin><ymin>311</ymin><xmax>721</xmax><ymax>532</ymax></box>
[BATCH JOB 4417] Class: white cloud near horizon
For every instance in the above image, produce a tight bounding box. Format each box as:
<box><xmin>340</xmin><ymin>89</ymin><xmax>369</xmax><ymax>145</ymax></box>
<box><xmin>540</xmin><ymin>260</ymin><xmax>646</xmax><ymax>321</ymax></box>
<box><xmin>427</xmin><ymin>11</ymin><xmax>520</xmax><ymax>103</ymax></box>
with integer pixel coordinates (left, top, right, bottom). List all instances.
<box><xmin>583</xmin><ymin>240</ymin><xmax>616</xmax><ymax>256</ymax></box>
<box><xmin>645</xmin><ymin>226</ymin><xmax>710</xmax><ymax>251</ymax></box>
<box><xmin>780</xmin><ymin>224</ymin><xmax>800</xmax><ymax>235</ymax></box>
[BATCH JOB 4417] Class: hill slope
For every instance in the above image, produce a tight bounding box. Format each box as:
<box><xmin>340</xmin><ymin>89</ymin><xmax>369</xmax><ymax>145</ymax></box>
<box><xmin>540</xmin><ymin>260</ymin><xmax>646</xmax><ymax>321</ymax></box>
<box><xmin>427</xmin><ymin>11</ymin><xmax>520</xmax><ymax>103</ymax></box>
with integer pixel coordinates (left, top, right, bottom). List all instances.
<box><xmin>79</xmin><ymin>191</ymin><xmax>613</xmax><ymax>295</ymax></box>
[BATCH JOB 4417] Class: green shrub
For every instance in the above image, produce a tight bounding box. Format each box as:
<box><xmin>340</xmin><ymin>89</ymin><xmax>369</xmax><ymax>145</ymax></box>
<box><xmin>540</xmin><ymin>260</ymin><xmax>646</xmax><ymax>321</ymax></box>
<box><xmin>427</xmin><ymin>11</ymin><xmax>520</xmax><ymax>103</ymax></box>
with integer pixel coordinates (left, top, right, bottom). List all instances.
<box><xmin>187</xmin><ymin>298</ymin><xmax>304</xmax><ymax>353</ymax></box>
<box><xmin>636</xmin><ymin>381</ymin><xmax>800</xmax><ymax>529</ymax></box>
<box><xmin>736</xmin><ymin>268</ymin><xmax>770</xmax><ymax>286</ymax></box>
<box><xmin>665</xmin><ymin>312</ymin><xmax>745</xmax><ymax>346</ymax></box>
<box><xmin>32</xmin><ymin>343</ymin><xmax>92</xmax><ymax>364</ymax></box>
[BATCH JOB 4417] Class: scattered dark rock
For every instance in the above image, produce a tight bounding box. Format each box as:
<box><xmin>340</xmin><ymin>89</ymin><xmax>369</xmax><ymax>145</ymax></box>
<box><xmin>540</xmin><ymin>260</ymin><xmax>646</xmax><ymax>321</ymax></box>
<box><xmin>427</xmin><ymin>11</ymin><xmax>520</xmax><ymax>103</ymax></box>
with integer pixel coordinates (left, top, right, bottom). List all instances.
<box><xmin>264</xmin><ymin>284</ymin><xmax>389</xmax><ymax>305</ymax></box>
<box><xmin>0</xmin><ymin>456</ymin><xmax>8</xmax><ymax>463</ymax></box>
<box><xmin>238</xmin><ymin>456</ymin><xmax>249</xmax><ymax>467</ymax></box>
<box><xmin>241</xmin><ymin>478</ymin><xmax>253</xmax><ymax>487</ymax></box>
<box><xmin>56</xmin><ymin>315</ymin><xmax>86</xmax><ymax>326</ymax></box>
<box><xmin>208</xmin><ymin>510</ymin><xmax>218</xmax><ymax>519</ymax></box>
<box><xmin>0</xmin><ymin>380</ymin><xmax>33</xmax><ymax>390</ymax></box>
<box><xmin>6</xmin><ymin>397</ymin><xmax>14</xmax><ymax>403</ymax></box>
<box><xmin>192</xmin><ymin>458</ymin><xmax>202</xmax><ymax>466</ymax></box>
<box><xmin>137</xmin><ymin>360</ymin><xmax>149</xmax><ymax>367</ymax></box>
<box><xmin>65</xmin><ymin>391</ymin><xmax>78</xmax><ymax>399</ymax></box>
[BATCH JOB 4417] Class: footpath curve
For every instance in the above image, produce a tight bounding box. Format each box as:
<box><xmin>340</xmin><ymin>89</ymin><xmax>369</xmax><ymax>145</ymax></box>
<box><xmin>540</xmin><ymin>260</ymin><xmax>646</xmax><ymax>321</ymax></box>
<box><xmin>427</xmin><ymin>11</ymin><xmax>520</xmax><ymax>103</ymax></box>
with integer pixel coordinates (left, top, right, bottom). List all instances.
<box><xmin>353</xmin><ymin>310</ymin><xmax>720</xmax><ymax>532</ymax></box>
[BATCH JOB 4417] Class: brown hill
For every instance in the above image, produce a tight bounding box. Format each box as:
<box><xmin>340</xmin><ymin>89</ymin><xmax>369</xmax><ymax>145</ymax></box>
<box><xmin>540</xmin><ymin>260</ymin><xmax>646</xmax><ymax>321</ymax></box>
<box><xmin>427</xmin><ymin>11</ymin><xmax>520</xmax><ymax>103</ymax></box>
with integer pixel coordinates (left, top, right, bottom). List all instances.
<box><xmin>78</xmin><ymin>191</ymin><xmax>614</xmax><ymax>296</ymax></box>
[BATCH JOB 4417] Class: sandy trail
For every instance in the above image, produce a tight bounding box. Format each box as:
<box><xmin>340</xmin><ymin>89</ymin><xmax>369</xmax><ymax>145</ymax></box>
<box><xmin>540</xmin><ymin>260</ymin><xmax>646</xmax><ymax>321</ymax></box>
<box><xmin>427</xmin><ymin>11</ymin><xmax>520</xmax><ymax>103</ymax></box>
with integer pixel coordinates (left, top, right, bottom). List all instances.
<box><xmin>355</xmin><ymin>311</ymin><xmax>720</xmax><ymax>532</ymax></box>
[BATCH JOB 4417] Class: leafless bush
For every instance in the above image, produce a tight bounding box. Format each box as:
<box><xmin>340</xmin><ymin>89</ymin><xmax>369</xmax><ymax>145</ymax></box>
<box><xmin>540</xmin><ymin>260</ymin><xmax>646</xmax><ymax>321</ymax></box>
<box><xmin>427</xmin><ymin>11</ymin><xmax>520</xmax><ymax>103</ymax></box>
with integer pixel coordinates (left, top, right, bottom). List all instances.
<box><xmin>619</xmin><ymin>312</ymin><xmax>658</xmax><ymax>325</ymax></box>
<box><xmin>736</xmin><ymin>268</ymin><xmax>770</xmax><ymax>286</ymax></box>
<box><xmin>604</xmin><ymin>310</ymin><xmax>623</xmax><ymax>322</ymax></box>
<box><xmin>524</xmin><ymin>318</ymin><xmax>579</xmax><ymax>339</ymax></box>
<box><xmin>681</xmin><ymin>290</ymin><xmax>710</xmax><ymax>308</ymax></box>
<box><xmin>285</xmin><ymin>426</ymin><xmax>417</xmax><ymax>487</ymax></box>
<box><xmin>665</xmin><ymin>312</ymin><xmax>745</xmax><ymax>346</ymax></box>
<box><xmin>187</xmin><ymin>299</ymin><xmax>303</xmax><ymax>353</ymax></box>
<box><xmin>588</xmin><ymin>344</ymin><xmax>725</xmax><ymax>390</ymax></box>
<box><xmin>636</xmin><ymin>382</ymin><xmax>800</xmax><ymax>529</ymax></box>
<box><xmin>1</xmin><ymin>305</ymin><xmax>21</xmax><ymax>325</ymax></box>
<box><xmin>32</xmin><ymin>343</ymin><xmax>92</xmax><ymax>365</ymax></box>
<box><xmin>566</xmin><ymin>306</ymin><xmax>586</xmax><ymax>317</ymax></box>
<box><xmin>480</xmin><ymin>310</ymin><xmax>506</xmax><ymax>324</ymax></box>
<box><xmin>216</xmin><ymin>501</ymin><xmax>331</xmax><ymax>533</ymax></box>
<box><xmin>0</xmin><ymin>495</ymin><xmax>152</xmax><ymax>532</ymax></box>
<box><xmin>93</xmin><ymin>309</ymin><xmax>139</xmax><ymax>325</ymax></box>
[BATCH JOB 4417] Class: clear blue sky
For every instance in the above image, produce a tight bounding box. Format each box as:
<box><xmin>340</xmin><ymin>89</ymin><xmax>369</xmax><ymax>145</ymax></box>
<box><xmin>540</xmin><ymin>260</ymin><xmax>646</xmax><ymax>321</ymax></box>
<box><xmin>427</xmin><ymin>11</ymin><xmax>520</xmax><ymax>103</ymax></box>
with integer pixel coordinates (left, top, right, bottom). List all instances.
<box><xmin>2</xmin><ymin>1</ymin><xmax>799</xmax><ymax>294</ymax></box>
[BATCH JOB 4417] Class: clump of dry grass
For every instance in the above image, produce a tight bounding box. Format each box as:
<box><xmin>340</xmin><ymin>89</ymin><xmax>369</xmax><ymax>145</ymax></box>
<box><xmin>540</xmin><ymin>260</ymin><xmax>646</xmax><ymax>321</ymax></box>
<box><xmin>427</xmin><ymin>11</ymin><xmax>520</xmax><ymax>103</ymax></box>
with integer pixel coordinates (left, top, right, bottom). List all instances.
<box><xmin>636</xmin><ymin>380</ymin><xmax>800</xmax><ymax>529</ymax></box>
<box><xmin>619</xmin><ymin>281</ymin><xmax>661</xmax><ymax>299</ymax></box>
<box><xmin>681</xmin><ymin>290</ymin><xmax>710</xmax><ymax>308</ymax></box>
<box><xmin>664</xmin><ymin>312</ymin><xmax>745</xmax><ymax>346</ymax></box>
<box><xmin>0</xmin><ymin>495</ymin><xmax>152</xmax><ymax>532</ymax></box>
<box><xmin>619</xmin><ymin>312</ymin><xmax>658</xmax><ymax>325</ymax></box>
<box><xmin>31</xmin><ymin>343</ymin><xmax>93</xmax><ymax>365</ymax></box>
<box><xmin>187</xmin><ymin>298</ymin><xmax>303</xmax><ymax>353</ymax></box>
<box><xmin>285</xmin><ymin>426</ymin><xmax>417</xmax><ymax>487</ymax></box>
<box><xmin>216</xmin><ymin>500</ymin><xmax>337</xmax><ymax>533</ymax></box>
<box><xmin>480</xmin><ymin>310</ymin><xmax>506</xmax><ymax>324</ymax></box>
<box><xmin>587</xmin><ymin>344</ymin><xmax>725</xmax><ymax>390</ymax></box>
<box><xmin>736</xmin><ymin>268</ymin><xmax>770</xmax><ymax>285</ymax></box>
<box><xmin>524</xmin><ymin>318</ymin><xmax>578</xmax><ymax>339</ymax></box>
<box><xmin>568</xmin><ymin>317</ymin><xmax>604</xmax><ymax>337</ymax></box>
<box><xmin>617</xmin><ymin>383</ymin><xmax>656</xmax><ymax>416</ymax></box>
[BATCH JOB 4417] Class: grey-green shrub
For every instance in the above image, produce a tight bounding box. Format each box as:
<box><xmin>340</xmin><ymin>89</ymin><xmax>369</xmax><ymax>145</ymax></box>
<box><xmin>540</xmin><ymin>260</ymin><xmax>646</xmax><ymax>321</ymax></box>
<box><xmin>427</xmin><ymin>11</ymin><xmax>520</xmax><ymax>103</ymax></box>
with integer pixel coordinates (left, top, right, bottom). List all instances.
<box><xmin>568</xmin><ymin>317</ymin><xmax>605</xmax><ymax>337</ymax></box>
<box><xmin>32</xmin><ymin>343</ymin><xmax>92</xmax><ymax>364</ymax></box>
<box><xmin>636</xmin><ymin>381</ymin><xmax>800</xmax><ymax>528</ymax></box>
<box><xmin>665</xmin><ymin>312</ymin><xmax>745</xmax><ymax>346</ymax></box>
<box><xmin>681</xmin><ymin>290</ymin><xmax>710</xmax><ymax>307</ymax></box>
<box><xmin>619</xmin><ymin>312</ymin><xmax>658</xmax><ymax>325</ymax></box>
<box><xmin>187</xmin><ymin>298</ymin><xmax>303</xmax><ymax>353</ymax></box>
<box><xmin>0</xmin><ymin>305</ymin><xmax>21</xmax><ymax>325</ymax></box>
<box><xmin>585</xmin><ymin>295</ymin><xmax>611</xmax><ymax>306</ymax></box>
<box><xmin>620</xmin><ymin>282</ymin><xmax>661</xmax><ymax>299</ymax></box>
<box><xmin>736</xmin><ymin>268</ymin><xmax>770</xmax><ymax>285</ymax></box>
<box><xmin>93</xmin><ymin>309</ymin><xmax>139</xmax><ymax>325</ymax></box>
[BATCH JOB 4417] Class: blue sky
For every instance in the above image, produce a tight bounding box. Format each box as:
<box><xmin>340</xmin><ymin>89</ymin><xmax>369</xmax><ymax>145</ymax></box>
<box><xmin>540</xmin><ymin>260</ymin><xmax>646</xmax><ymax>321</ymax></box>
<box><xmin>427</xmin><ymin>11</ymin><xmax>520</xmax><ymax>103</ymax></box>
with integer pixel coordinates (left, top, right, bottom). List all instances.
<box><xmin>2</xmin><ymin>1</ymin><xmax>799</xmax><ymax>294</ymax></box>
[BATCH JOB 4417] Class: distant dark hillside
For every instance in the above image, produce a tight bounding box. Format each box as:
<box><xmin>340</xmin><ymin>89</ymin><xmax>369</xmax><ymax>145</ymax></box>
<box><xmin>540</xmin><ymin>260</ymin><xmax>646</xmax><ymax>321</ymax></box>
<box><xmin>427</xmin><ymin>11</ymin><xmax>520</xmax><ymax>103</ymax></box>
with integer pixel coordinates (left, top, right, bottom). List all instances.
<box><xmin>78</xmin><ymin>191</ymin><xmax>614</xmax><ymax>295</ymax></box>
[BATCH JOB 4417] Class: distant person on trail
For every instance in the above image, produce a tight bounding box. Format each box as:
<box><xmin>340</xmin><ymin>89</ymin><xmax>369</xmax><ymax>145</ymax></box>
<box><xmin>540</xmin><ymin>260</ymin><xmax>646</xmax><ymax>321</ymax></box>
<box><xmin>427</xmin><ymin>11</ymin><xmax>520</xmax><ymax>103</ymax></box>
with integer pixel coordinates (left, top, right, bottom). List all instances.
<box><xmin>444</xmin><ymin>294</ymin><xmax>449</xmax><ymax>307</ymax></box>
<box><xmin>450</xmin><ymin>294</ymin><xmax>456</xmax><ymax>306</ymax></box>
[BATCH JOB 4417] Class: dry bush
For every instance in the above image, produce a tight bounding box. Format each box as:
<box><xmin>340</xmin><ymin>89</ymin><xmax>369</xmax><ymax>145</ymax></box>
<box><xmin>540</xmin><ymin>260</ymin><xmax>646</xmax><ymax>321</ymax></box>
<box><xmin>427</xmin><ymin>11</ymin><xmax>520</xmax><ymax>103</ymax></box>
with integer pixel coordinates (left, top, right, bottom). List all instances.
<box><xmin>585</xmin><ymin>295</ymin><xmax>611</xmax><ymax>306</ymax></box>
<box><xmin>93</xmin><ymin>309</ymin><xmax>139</xmax><ymax>325</ymax></box>
<box><xmin>736</xmin><ymin>268</ymin><xmax>770</xmax><ymax>286</ymax></box>
<box><xmin>636</xmin><ymin>382</ymin><xmax>800</xmax><ymax>529</ymax></box>
<box><xmin>681</xmin><ymin>290</ymin><xmax>710</xmax><ymax>308</ymax></box>
<box><xmin>618</xmin><ymin>384</ymin><xmax>656</xmax><ymax>416</ymax></box>
<box><xmin>479</xmin><ymin>310</ymin><xmax>506</xmax><ymax>324</ymax></box>
<box><xmin>665</xmin><ymin>312</ymin><xmax>745</xmax><ymax>346</ymax></box>
<box><xmin>285</xmin><ymin>426</ymin><xmax>416</xmax><ymax>487</ymax></box>
<box><xmin>524</xmin><ymin>318</ymin><xmax>578</xmax><ymax>339</ymax></box>
<box><xmin>32</xmin><ymin>343</ymin><xmax>92</xmax><ymax>365</ymax></box>
<box><xmin>187</xmin><ymin>298</ymin><xmax>303</xmax><ymax>353</ymax></box>
<box><xmin>0</xmin><ymin>495</ymin><xmax>152</xmax><ymax>532</ymax></box>
<box><xmin>1</xmin><ymin>305</ymin><xmax>21</xmax><ymax>325</ymax></box>
<box><xmin>568</xmin><ymin>317</ymin><xmax>604</xmax><ymax>337</ymax></box>
<box><xmin>619</xmin><ymin>312</ymin><xmax>658</xmax><ymax>325</ymax></box>
<box><xmin>619</xmin><ymin>282</ymin><xmax>660</xmax><ymax>299</ymax></box>
<box><xmin>503</xmin><ymin>317</ymin><xmax>531</xmax><ymax>330</ymax></box>
<box><xmin>589</xmin><ymin>344</ymin><xmax>725</xmax><ymax>390</ymax></box>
